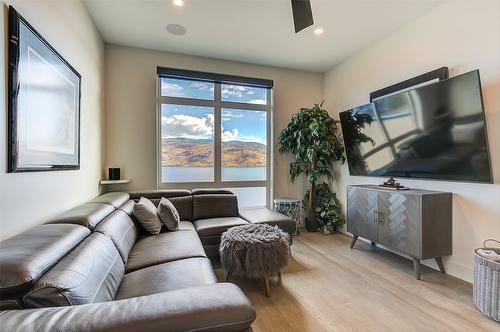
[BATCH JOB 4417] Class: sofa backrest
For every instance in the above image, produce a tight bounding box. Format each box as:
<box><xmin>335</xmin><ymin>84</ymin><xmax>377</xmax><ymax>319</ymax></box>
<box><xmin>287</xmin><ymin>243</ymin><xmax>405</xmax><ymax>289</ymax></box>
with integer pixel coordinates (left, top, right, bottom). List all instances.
<box><xmin>129</xmin><ymin>189</ymin><xmax>239</xmax><ymax>221</ymax></box>
<box><xmin>192</xmin><ymin>193</ymin><xmax>239</xmax><ymax>220</ymax></box>
<box><xmin>0</xmin><ymin>192</ymin><xmax>131</xmax><ymax>308</ymax></box>
<box><xmin>88</xmin><ymin>192</ymin><xmax>130</xmax><ymax>208</ymax></box>
<box><xmin>94</xmin><ymin>209</ymin><xmax>139</xmax><ymax>264</ymax></box>
<box><xmin>129</xmin><ymin>190</ymin><xmax>194</xmax><ymax>221</ymax></box>
<box><xmin>0</xmin><ymin>224</ymin><xmax>90</xmax><ymax>299</ymax></box>
<box><xmin>23</xmin><ymin>232</ymin><xmax>124</xmax><ymax>308</ymax></box>
<box><xmin>48</xmin><ymin>192</ymin><xmax>130</xmax><ymax>230</ymax></box>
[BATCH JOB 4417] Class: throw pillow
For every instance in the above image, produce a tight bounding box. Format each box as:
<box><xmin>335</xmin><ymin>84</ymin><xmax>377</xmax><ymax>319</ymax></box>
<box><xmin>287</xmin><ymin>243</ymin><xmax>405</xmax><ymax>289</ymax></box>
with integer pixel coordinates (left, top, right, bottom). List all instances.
<box><xmin>133</xmin><ymin>197</ymin><xmax>162</xmax><ymax>234</ymax></box>
<box><xmin>157</xmin><ymin>197</ymin><xmax>180</xmax><ymax>231</ymax></box>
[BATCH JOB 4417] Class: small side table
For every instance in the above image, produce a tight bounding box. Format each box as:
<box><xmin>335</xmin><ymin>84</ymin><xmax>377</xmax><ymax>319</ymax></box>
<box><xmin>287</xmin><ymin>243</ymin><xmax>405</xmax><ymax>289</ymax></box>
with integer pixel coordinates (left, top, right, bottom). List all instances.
<box><xmin>98</xmin><ymin>179</ymin><xmax>131</xmax><ymax>194</ymax></box>
<box><xmin>273</xmin><ymin>198</ymin><xmax>302</xmax><ymax>235</ymax></box>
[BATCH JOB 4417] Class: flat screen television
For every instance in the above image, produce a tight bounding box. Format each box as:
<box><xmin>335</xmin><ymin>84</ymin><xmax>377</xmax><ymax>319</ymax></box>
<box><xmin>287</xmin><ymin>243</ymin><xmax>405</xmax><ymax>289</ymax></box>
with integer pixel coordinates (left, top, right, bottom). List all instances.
<box><xmin>339</xmin><ymin>70</ymin><xmax>493</xmax><ymax>183</ymax></box>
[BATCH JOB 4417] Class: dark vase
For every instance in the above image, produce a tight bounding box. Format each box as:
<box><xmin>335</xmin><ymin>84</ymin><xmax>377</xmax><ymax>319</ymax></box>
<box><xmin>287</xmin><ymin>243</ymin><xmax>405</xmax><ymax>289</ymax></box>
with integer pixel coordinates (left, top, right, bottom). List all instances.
<box><xmin>305</xmin><ymin>217</ymin><xmax>320</xmax><ymax>232</ymax></box>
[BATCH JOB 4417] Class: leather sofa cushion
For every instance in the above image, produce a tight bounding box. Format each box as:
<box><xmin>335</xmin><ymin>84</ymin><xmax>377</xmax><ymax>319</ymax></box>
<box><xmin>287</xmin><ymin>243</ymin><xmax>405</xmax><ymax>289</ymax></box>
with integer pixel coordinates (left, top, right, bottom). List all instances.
<box><xmin>117</xmin><ymin>199</ymin><xmax>135</xmax><ymax>216</ymax></box>
<box><xmin>194</xmin><ymin>217</ymin><xmax>248</xmax><ymax>238</ymax></box>
<box><xmin>24</xmin><ymin>232</ymin><xmax>124</xmax><ymax>307</ymax></box>
<box><xmin>115</xmin><ymin>257</ymin><xmax>217</xmax><ymax>300</ymax></box>
<box><xmin>193</xmin><ymin>194</ymin><xmax>239</xmax><ymax>220</ymax></box>
<box><xmin>1</xmin><ymin>284</ymin><xmax>256</xmax><ymax>332</ymax></box>
<box><xmin>178</xmin><ymin>220</ymin><xmax>195</xmax><ymax>231</ymax></box>
<box><xmin>89</xmin><ymin>192</ymin><xmax>130</xmax><ymax>208</ymax></box>
<box><xmin>48</xmin><ymin>203</ymin><xmax>115</xmax><ymax>230</ymax></box>
<box><xmin>167</xmin><ymin>195</ymin><xmax>194</xmax><ymax>221</ymax></box>
<box><xmin>125</xmin><ymin>231</ymin><xmax>206</xmax><ymax>273</ymax></box>
<box><xmin>0</xmin><ymin>224</ymin><xmax>90</xmax><ymax>297</ymax></box>
<box><xmin>239</xmin><ymin>207</ymin><xmax>297</xmax><ymax>235</ymax></box>
<box><xmin>94</xmin><ymin>210</ymin><xmax>139</xmax><ymax>263</ymax></box>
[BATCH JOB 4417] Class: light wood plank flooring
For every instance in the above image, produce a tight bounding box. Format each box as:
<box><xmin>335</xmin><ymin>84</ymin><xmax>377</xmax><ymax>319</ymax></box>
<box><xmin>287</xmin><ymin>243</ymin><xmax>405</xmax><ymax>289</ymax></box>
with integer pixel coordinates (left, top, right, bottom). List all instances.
<box><xmin>215</xmin><ymin>232</ymin><xmax>498</xmax><ymax>332</ymax></box>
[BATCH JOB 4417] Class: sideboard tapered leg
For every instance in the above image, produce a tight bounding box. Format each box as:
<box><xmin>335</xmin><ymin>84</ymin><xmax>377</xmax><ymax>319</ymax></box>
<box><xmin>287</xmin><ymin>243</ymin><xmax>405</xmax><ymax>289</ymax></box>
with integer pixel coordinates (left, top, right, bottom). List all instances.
<box><xmin>350</xmin><ymin>235</ymin><xmax>358</xmax><ymax>249</ymax></box>
<box><xmin>413</xmin><ymin>258</ymin><xmax>421</xmax><ymax>280</ymax></box>
<box><xmin>435</xmin><ymin>257</ymin><xmax>446</xmax><ymax>274</ymax></box>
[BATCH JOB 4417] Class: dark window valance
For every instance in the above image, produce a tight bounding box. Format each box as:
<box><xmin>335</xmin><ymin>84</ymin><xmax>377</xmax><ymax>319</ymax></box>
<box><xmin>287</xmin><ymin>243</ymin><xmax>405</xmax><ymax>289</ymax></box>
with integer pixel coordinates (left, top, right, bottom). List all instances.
<box><xmin>157</xmin><ymin>66</ymin><xmax>273</xmax><ymax>88</ymax></box>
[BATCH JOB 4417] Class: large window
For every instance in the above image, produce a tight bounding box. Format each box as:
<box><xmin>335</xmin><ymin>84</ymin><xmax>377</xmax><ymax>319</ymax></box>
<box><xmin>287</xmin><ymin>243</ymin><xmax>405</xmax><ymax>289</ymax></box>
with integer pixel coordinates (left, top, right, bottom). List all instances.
<box><xmin>157</xmin><ymin>67</ymin><xmax>273</xmax><ymax>207</ymax></box>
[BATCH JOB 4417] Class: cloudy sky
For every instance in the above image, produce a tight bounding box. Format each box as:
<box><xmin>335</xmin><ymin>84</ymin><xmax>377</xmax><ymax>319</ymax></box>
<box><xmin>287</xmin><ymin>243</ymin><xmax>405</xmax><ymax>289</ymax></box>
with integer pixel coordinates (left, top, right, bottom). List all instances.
<box><xmin>161</xmin><ymin>78</ymin><xmax>267</xmax><ymax>145</ymax></box>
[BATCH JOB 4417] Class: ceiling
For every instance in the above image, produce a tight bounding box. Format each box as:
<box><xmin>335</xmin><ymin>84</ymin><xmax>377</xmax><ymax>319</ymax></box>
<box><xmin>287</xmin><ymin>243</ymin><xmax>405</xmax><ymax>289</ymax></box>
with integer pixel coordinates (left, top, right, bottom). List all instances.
<box><xmin>84</xmin><ymin>0</ymin><xmax>444</xmax><ymax>72</ymax></box>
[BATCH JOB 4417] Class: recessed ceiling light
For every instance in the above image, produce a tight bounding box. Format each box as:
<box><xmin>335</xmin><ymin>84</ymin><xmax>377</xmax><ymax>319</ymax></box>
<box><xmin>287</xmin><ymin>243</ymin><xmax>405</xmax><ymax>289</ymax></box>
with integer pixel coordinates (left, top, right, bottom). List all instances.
<box><xmin>173</xmin><ymin>0</ymin><xmax>184</xmax><ymax>7</ymax></box>
<box><xmin>314</xmin><ymin>27</ymin><xmax>324</xmax><ymax>35</ymax></box>
<box><xmin>166</xmin><ymin>24</ymin><xmax>187</xmax><ymax>36</ymax></box>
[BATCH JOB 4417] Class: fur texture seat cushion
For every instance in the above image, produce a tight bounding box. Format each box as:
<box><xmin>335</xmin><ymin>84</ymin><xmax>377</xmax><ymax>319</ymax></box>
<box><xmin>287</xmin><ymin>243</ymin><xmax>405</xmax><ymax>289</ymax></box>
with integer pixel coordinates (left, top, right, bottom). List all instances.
<box><xmin>219</xmin><ymin>224</ymin><xmax>289</xmax><ymax>279</ymax></box>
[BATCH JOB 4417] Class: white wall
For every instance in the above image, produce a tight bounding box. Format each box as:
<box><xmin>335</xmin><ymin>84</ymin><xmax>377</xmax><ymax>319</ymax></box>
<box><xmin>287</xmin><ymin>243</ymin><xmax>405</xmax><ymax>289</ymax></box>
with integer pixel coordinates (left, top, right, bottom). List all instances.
<box><xmin>0</xmin><ymin>0</ymin><xmax>104</xmax><ymax>240</ymax></box>
<box><xmin>104</xmin><ymin>44</ymin><xmax>323</xmax><ymax>201</ymax></box>
<box><xmin>323</xmin><ymin>0</ymin><xmax>500</xmax><ymax>282</ymax></box>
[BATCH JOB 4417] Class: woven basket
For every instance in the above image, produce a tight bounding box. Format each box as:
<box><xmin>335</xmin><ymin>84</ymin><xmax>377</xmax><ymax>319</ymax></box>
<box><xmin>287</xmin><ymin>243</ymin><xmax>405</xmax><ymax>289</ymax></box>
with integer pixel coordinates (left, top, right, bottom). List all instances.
<box><xmin>473</xmin><ymin>239</ymin><xmax>500</xmax><ymax>322</ymax></box>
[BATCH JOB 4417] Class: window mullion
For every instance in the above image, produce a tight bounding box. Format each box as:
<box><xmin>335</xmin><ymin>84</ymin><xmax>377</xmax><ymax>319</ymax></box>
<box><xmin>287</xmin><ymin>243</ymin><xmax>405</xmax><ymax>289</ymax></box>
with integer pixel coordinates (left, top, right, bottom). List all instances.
<box><xmin>214</xmin><ymin>83</ymin><xmax>222</xmax><ymax>184</ymax></box>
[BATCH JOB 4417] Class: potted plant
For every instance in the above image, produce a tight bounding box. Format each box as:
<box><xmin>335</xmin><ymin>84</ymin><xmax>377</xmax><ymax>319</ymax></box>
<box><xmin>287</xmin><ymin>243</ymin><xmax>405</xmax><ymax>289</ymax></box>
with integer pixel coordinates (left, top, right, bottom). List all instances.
<box><xmin>278</xmin><ymin>103</ymin><xmax>346</xmax><ymax>233</ymax></box>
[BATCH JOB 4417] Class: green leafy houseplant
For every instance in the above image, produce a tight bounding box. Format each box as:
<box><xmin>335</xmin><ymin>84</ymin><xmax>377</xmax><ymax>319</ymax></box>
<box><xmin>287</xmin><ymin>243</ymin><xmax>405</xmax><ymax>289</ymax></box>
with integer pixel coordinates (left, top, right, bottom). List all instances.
<box><xmin>303</xmin><ymin>183</ymin><xmax>345</xmax><ymax>234</ymax></box>
<box><xmin>278</xmin><ymin>103</ymin><xmax>346</xmax><ymax>234</ymax></box>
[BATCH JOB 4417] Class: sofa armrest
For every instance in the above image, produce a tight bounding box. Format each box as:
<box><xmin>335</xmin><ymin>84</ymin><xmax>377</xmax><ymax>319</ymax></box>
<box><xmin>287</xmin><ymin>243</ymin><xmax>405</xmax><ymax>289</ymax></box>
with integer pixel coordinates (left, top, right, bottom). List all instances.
<box><xmin>0</xmin><ymin>283</ymin><xmax>256</xmax><ymax>332</ymax></box>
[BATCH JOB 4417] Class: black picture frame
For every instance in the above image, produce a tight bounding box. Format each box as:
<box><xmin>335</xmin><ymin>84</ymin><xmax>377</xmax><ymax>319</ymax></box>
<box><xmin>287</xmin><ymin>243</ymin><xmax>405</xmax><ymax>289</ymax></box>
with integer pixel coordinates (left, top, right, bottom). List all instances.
<box><xmin>8</xmin><ymin>6</ymin><xmax>81</xmax><ymax>172</ymax></box>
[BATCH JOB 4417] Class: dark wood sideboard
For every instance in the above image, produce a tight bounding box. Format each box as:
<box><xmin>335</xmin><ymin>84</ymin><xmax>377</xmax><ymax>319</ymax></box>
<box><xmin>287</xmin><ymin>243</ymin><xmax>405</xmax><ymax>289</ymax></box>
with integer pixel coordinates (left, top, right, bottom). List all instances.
<box><xmin>347</xmin><ymin>185</ymin><xmax>452</xmax><ymax>280</ymax></box>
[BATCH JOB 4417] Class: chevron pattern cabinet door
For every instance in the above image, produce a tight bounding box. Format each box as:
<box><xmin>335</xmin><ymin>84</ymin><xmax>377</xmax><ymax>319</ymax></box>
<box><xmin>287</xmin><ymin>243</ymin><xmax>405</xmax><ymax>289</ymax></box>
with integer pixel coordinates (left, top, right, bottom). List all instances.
<box><xmin>347</xmin><ymin>187</ymin><xmax>378</xmax><ymax>241</ymax></box>
<box><xmin>377</xmin><ymin>192</ymin><xmax>420</xmax><ymax>257</ymax></box>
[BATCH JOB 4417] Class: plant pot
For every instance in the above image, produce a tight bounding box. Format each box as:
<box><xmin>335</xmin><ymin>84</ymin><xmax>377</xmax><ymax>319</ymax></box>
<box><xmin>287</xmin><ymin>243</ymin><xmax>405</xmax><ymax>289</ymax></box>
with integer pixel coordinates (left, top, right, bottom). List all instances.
<box><xmin>305</xmin><ymin>218</ymin><xmax>320</xmax><ymax>232</ymax></box>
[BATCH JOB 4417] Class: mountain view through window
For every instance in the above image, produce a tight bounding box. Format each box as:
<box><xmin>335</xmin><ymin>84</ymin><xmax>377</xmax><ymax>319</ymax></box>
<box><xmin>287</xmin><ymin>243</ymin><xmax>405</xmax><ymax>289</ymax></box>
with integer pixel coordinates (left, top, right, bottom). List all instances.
<box><xmin>158</xmin><ymin>75</ymin><xmax>270</xmax><ymax>206</ymax></box>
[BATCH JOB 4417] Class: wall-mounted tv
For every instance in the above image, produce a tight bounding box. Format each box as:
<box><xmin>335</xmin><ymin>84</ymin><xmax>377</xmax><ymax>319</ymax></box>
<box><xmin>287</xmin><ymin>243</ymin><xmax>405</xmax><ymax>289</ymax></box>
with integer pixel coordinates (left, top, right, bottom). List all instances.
<box><xmin>339</xmin><ymin>70</ymin><xmax>493</xmax><ymax>183</ymax></box>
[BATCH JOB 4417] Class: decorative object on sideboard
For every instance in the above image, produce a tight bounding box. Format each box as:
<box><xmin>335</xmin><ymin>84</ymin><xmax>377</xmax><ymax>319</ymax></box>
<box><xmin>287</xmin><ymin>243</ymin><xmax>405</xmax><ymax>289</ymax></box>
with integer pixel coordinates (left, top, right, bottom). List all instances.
<box><xmin>347</xmin><ymin>185</ymin><xmax>452</xmax><ymax>280</ymax></box>
<box><xmin>8</xmin><ymin>6</ymin><xmax>81</xmax><ymax>172</ymax></box>
<box><xmin>108</xmin><ymin>168</ymin><xmax>121</xmax><ymax>180</ymax></box>
<box><xmin>473</xmin><ymin>239</ymin><xmax>500</xmax><ymax>322</ymax></box>
<box><xmin>278</xmin><ymin>103</ymin><xmax>346</xmax><ymax>234</ymax></box>
<box><xmin>378</xmin><ymin>176</ymin><xmax>410</xmax><ymax>190</ymax></box>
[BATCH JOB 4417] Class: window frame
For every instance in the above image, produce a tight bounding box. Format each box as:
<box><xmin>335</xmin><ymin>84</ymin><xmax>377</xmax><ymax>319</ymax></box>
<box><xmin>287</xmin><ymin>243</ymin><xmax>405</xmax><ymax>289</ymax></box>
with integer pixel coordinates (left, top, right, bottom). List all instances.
<box><xmin>156</xmin><ymin>68</ymin><xmax>273</xmax><ymax>207</ymax></box>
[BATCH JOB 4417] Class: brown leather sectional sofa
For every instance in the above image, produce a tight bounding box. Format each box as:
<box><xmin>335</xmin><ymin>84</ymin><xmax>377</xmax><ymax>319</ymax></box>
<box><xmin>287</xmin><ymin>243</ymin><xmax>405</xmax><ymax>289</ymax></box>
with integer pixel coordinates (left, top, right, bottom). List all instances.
<box><xmin>0</xmin><ymin>189</ymin><xmax>296</xmax><ymax>332</ymax></box>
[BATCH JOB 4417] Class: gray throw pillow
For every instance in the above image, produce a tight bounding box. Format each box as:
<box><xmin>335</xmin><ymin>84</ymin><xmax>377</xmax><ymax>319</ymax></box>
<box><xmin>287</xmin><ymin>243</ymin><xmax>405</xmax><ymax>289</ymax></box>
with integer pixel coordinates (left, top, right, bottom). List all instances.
<box><xmin>133</xmin><ymin>197</ymin><xmax>162</xmax><ymax>235</ymax></box>
<box><xmin>157</xmin><ymin>197</ymin><xmax>180</xmax><ymax>231</ymax></box>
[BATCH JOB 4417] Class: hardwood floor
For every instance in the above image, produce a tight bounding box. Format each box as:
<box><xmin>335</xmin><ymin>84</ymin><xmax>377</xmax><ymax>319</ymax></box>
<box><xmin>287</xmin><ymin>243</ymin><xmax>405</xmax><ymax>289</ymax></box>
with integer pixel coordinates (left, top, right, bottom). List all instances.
<box><xmin>215</xmin><ymin>232</ymin><xmax>498</xmax><ymax>332</ymax></box>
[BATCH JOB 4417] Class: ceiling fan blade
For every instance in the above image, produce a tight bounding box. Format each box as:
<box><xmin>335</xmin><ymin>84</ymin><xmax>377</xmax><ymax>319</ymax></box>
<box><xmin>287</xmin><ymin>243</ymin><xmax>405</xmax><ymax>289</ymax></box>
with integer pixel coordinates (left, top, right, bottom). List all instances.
<box><xmin>291</xmin><ymin>0</ymin><xmax>314</xmax><ymax>33</ymax></box>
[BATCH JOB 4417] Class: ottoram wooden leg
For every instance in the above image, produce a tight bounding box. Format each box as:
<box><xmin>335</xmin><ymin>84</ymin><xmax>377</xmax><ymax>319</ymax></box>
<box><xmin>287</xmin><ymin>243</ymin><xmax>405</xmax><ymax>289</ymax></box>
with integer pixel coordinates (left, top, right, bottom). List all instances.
<box><xmin>226</xmin><ymin>269</ymin><xmax>233</xmax><ymax>282</ymax></box>
<box><xmin>264</xmin><ymin>275</ymin><xmax>270</xmax><ymax>297</ymax></box>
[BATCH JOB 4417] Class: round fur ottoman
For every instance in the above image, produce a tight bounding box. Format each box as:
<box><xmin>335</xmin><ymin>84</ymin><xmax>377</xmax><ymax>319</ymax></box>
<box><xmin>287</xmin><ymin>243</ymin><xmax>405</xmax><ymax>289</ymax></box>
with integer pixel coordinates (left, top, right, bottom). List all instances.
<box><xmin>220</xmin><ymin>223</ymin><xmax>290</xmax><ymax>297</ymax></box>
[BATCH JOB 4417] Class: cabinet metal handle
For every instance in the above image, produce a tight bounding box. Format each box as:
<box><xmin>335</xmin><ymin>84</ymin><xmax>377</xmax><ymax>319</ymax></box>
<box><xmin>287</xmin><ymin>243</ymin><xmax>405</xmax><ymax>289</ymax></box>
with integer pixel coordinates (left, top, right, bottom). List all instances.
<box><xmin>373</xmin><ymin>209</ymin><xmax>383</xmax><ymax>223</ymax></box>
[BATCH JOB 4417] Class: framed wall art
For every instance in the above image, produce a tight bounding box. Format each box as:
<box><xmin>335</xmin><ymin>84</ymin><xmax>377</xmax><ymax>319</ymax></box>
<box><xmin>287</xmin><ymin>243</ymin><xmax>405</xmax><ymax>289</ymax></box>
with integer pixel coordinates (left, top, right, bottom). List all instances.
<box><xmin>8</xmin><ymin>6</ymin><xmax>81</xmax><ymax>172</ymax></box>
